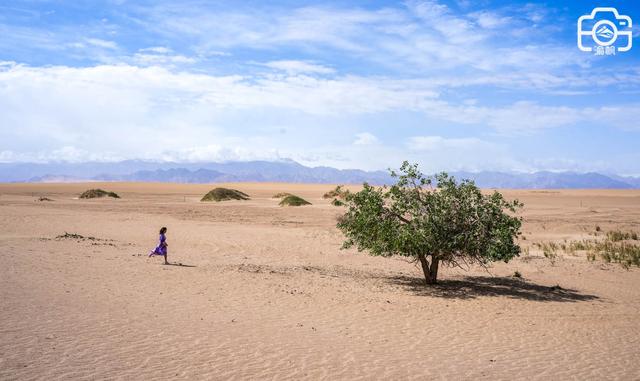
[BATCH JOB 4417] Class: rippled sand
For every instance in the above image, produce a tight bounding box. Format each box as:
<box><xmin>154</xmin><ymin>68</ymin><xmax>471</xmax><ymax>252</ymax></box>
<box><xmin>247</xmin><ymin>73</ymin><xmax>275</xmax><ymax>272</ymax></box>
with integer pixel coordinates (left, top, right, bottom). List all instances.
<box><xmin>1</xmin><ymin>183</ymin><xmax>639</xmax><ymax>380</ymax></box>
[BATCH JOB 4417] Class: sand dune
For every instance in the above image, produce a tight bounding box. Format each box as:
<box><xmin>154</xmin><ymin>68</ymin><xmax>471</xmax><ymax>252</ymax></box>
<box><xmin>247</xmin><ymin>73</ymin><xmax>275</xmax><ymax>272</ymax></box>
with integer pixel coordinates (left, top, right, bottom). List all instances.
<box><xmin>1</xmin><ymin>183</ymin><xmax>639</xmax><ymax>380</ymax></box>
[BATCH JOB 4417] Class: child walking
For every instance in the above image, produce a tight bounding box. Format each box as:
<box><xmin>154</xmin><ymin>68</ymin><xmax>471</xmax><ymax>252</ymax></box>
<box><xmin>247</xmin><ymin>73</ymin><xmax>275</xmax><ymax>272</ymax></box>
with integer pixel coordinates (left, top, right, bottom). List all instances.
<box><xmin>148</xmin><ymin>227</ymin><xmax>169</xmax><ymax>264</ymax></box>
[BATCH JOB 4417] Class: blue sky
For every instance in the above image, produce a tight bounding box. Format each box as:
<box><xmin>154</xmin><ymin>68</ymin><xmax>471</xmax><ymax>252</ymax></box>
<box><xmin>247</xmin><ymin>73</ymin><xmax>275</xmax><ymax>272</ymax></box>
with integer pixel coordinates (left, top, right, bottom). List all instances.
<box><xmin>1</xmin><ymin>1</ymin><xmax>639</xmax><ymax>174</ymax></box>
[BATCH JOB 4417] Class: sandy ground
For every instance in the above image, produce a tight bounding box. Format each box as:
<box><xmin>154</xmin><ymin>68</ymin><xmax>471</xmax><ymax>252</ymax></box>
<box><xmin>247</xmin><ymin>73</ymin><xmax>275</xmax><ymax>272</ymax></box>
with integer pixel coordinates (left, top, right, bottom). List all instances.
<box><xmin>1</xmin><ymin>182</ymin><xmax>639</xmax><ymax>380</ymax></box>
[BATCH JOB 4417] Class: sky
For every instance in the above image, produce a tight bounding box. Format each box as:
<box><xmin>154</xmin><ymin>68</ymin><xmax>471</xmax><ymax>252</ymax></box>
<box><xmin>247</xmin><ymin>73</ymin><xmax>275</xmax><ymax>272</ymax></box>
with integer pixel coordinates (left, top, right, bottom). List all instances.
<box><xmin>1</xmin><ymin>1</ymin><xmax>639</xmax><ymax>174</ymax></box>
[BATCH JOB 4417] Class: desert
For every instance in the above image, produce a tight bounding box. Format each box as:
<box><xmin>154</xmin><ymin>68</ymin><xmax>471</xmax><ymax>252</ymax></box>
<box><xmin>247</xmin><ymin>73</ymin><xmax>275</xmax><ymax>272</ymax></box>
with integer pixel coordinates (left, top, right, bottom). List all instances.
<box><xmin>1</xmin><ymin>182</ymin><xmax>639</xmax><ymax>380</ymax></box>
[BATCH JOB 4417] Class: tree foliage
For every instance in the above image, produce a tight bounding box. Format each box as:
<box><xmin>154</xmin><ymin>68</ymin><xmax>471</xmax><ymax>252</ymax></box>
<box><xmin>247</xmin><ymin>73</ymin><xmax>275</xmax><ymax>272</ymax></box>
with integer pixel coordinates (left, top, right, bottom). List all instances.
<box><xmin>335</xmin><ymin>161</ymin><xmax>523</xmax><ymax>284</ymax></box>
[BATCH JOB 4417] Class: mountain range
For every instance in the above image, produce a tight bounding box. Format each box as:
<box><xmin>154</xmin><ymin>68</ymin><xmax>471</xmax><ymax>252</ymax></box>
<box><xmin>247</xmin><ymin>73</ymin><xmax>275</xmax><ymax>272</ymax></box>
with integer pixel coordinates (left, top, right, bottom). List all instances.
<box><xmin>1</xmin><ymin>160</ymin><xmax>639</xmax><ymax>189</ymax></box>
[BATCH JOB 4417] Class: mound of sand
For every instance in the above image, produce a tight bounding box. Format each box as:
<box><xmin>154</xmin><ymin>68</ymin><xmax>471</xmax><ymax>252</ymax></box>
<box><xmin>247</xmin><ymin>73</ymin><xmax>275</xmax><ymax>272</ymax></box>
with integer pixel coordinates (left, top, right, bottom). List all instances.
<box><xmin>279</xmin><ymin>194</ymin><xmax>311</xmax><ymax>206</ymax></box>
<box><xmin>272</xmin><ymin>192</ymin><xmax>292</xmax><ymax>198</ymax></box>
<box><xmin>79</xmin><ymin>189</ymin><xmax>120</xmax><ymax>199</ymax></box>
<box><xmin>201</xmin><ymin>188</ymin><xmax>250</xmax><ymax>202</ymax></box>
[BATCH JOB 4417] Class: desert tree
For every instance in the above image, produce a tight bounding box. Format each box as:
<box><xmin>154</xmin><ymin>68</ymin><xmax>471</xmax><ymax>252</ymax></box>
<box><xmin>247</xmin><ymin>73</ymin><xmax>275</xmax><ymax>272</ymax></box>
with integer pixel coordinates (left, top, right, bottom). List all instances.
<box><xmin>335</xmin><ymin>161</ymin><xmax>523</xmax><ymax>284</ymax></box>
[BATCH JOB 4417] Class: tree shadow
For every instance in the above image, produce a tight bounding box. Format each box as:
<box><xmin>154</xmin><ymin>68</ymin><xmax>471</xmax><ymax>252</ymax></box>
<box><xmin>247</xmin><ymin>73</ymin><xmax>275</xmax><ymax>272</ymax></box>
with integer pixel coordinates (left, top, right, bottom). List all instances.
<box><xmin>386</xmin><ymin>274</ymin><xmax>599</xmax><ymax>302</ymax></box>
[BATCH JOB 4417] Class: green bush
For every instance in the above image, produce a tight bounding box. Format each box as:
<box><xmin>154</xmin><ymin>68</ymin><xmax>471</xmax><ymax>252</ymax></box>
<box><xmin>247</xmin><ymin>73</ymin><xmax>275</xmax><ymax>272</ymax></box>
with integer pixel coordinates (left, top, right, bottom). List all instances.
<box><xmin>79</xmin><ymin>189</ymin><xmax>120</xmax><ymax>199</ymax></box>
<box><xmin>279</xmin><ymin>195</ymin><xmax>311</xmax><ymax>206</ymax></box>
<box><xmin>201</xmin><ymin>188</ymin><xmax>250</xmax><ymax>202</ymax></box>
<box><xmin>323</xmin><ymin>185</ymin><xmax>351</xmax><ymax>200</ymax></box>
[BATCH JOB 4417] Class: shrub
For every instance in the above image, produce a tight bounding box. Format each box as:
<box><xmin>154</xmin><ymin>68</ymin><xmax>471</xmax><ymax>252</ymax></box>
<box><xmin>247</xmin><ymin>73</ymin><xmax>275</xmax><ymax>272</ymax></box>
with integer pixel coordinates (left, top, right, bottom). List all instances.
<box><xmin>201</xmin><ymin>188</ymin><xmax>250</xmax><ymax>202</ymax></box>
<box><xmin>534</xmin><ymin>242</ymin><xmax>559</xmax><ymax>264</ymax></box>
<box><xmin>606</xmin><ymin>229</ymin><xmax>638</xmax><ymax>242</ymax></box>
<box><xmin>272</xmin><ymin>192</ymin><xmax>292</xmax><ymax>198</ymax></box>
<box><xmin>79</xmin><ymin>189</ymin><xmax>120</xmax><ymax>199</ymax></box>
<box><xmin>279</xmin><ymin>195</ymin><xmax>311</xmax><ymax>206</ymax></box>
<box><xmin>590</xmin><ymin>240</ymin><xmax>640</xmax><ymax>268</ymax></box>
<box><xmin>323</xmin><ymin>185</ymin><xmax>351</xmax><ymax>201</ymax></box>
<box><xmin>336</xmin><ymin>161</ymin><xmax>523</xmax><ymax>285</ymax></box>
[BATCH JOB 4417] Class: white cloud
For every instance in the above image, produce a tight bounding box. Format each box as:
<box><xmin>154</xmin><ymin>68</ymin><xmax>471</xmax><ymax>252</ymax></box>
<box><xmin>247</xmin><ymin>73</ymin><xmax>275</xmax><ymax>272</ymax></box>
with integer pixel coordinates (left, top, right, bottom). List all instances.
<box><xmin>486</xmin><ymin>102</ymin><xmax>581</xmax><ymax>132</ymax></box>
<box><xmin>403</xmin><ymin>135</ymin><xmax>528</xmax><ymax>172</ymax></box>
<box><xmin>85</xmin><ymin>38</ymin><xmax>118</xmax><ymax>50</ymax></box>
<box><xmin>139</xmin><ymin>46</ymin><xmax>172</xmax><ymax>54</ymax></box>
<box><xmin>1</xmin><ymin>62</ymin><xmax>638</xmax><ymax>168</ymax></box>
<box><xmin>0</xmin><ymin>147</ymin><xmax>125</xmax><ymax>163</ymax></box>
<box><xmin>261</xmin><ymin>60</ymin><xmax>334</xmax><ymax>75</ymax></box>
<box><xmin>133</xmin><ymin>52</ymin><xmax>197</xmax><ymax>66</ymax></box>
<box><xmin>130</xmin><ymin>46</ymin><xmax>198</xmax><ymax>66</ymax></box>
<box><xmin>353</xmin><ymin>132</ymin><xmax>379</xmax><ymax>145</ymax></box>
<box><xmin>468</xmin><ymin>11</ymin><xmax>512</xmax><ymax>29</ymax></box>
<box><xmin>136</xmin><ymin>1</ymin><xmax>587</xmax><ymax>75</ymax></box>
<box><xmin>407</xmin><ymin>136</ymin><xmax>488</xmax><ymax>151</ymax></box>
<box><xmin>0</xmin><ymin>64</ymin><xmax>439</xmax><ymax>166</ymax></box>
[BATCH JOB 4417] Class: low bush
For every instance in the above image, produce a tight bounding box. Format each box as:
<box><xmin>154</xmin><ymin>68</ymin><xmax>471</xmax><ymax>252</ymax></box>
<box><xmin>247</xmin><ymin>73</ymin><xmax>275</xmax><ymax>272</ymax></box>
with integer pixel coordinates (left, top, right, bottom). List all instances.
<box><xmin>323</xmin><ymin>185</ymin><xmax>350</xmax><ymax>200</ymax></box>
<box><xmin>79</xmin><ymin>189</ymin><xmax>120</xmax><ymax>199</ymax></box>
<box><xmin>279</xmin><ymin>194</ymin><xmax>311</xmax><ymax>206</ymax></box>
<box><xmin>201</xmin><ymin>188</ymin><xmax>250</xmax><ymax>202</ymax></box>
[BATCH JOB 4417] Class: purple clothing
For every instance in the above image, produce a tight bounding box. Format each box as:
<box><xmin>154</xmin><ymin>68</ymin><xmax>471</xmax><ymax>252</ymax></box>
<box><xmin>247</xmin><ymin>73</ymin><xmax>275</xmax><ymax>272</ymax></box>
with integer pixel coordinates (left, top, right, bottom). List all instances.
<box><xmin>149</xmin><ymin>233</ymin><xmax>167</xmax><ymax>256</ymax></box>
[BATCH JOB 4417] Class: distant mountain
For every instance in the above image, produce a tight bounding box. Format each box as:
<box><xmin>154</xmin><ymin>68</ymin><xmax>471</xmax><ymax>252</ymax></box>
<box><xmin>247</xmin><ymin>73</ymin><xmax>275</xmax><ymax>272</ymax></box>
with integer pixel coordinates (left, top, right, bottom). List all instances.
<box><xmin>609</xmin><ymin>174</ymin><xmax>640</xmax><ymax>188</ymax></box>
<box><xmin>0</xmin><ymin>159</ymin><xmax>393</xmax><ymax>185</ymax></box>
<box><xmin>1</xmin><ymin>160</ymin><xmax>639</xmax><ymax>189</ymax></box>
<box><xmin>99</xmin><ymin>168</ymin><xmax>229</xmax><ymax>183</ymax></box>
<box><xmin>98</xmin><ymin>161</ymin><xmax>394</xmax><ymax>184</ymax></box>
<box><xmin>453</xmin><ymin>171</ymin><xmax>636</xmax><ymax>189</ymax></box>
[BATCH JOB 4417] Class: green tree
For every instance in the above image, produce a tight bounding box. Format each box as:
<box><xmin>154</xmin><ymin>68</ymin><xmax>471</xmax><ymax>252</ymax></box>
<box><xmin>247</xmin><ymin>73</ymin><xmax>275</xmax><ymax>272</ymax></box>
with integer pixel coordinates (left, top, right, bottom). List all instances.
<box><xmin>335</xmin><ymin>161</ymin><xmax>523</xmax><ymax>284</ymax></box>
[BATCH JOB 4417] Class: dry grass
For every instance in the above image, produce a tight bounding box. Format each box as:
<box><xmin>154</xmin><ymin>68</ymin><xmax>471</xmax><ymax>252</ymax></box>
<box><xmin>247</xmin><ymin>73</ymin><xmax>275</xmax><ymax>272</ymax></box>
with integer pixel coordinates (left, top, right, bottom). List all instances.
<box><xmin>533</xmin><ymin>229</ymin><xmax>640</xmax><ymax>268</ymax></box>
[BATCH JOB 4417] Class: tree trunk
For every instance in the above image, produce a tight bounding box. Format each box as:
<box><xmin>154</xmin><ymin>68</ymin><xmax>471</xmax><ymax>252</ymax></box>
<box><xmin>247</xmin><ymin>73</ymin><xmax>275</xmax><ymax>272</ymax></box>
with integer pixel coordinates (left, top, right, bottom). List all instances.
<box><xmin>429</xmin><ymin>257</ymin><xmax>439</xmax><ymax>284</ymax></box>
<box><xmin>418</xmin><ymin>254</ymin><xmax>440</xmax><ymax>285</ymax></box>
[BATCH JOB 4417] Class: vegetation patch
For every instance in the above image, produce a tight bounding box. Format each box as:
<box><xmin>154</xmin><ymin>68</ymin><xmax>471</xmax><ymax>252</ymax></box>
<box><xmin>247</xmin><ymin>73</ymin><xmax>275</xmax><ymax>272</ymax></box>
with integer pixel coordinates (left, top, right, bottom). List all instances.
<box><xmin>57</xmin><ymin>232</ymin><xmax>89</xmax><ymax>240</ymax></box>
<box><xmin>533</xmin><ymin>228</ymin><xmax>640</xmax><ymax>269</ymax></box>
<box><xmin>324</xmin><ymin>185</ymin><xmax>353</xmax><ymax>206</ymax></box>
<box><xmin>323</xmin><ymin>185</ymin><xmax>351</xmax><ymax>200</ymax></box>
<box><xmin>279</xmin><ymin>194</ymin><xmax>312</xmax><ymax>206</ymax></box>
<box><xmin>201</xmin><ymin>188</ymin><xmax>250</xmax><ymax>202</ymax></box>
<box><xmin>272</xmin><ymin>192</ymin><xmax>292</xmax><ymax>198</ymax></box>
<box><xmin>606</xmin><ymin>229</ymin><xmax>639</xmax><ymax>242</ymax></box>
<box><xmin>533</xmin><ymin>242</ymin><xmax>559</xmax><ymax>265</ymax></box>
<box><xmin>79</xmin><ymin>189</ymin><xmax>120</xmax><ymax>199</ymax></box>
<box><xmin>55</xmin><ymin>232</ymin><xmax>116</xmax><ymax>246</ymax></box>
